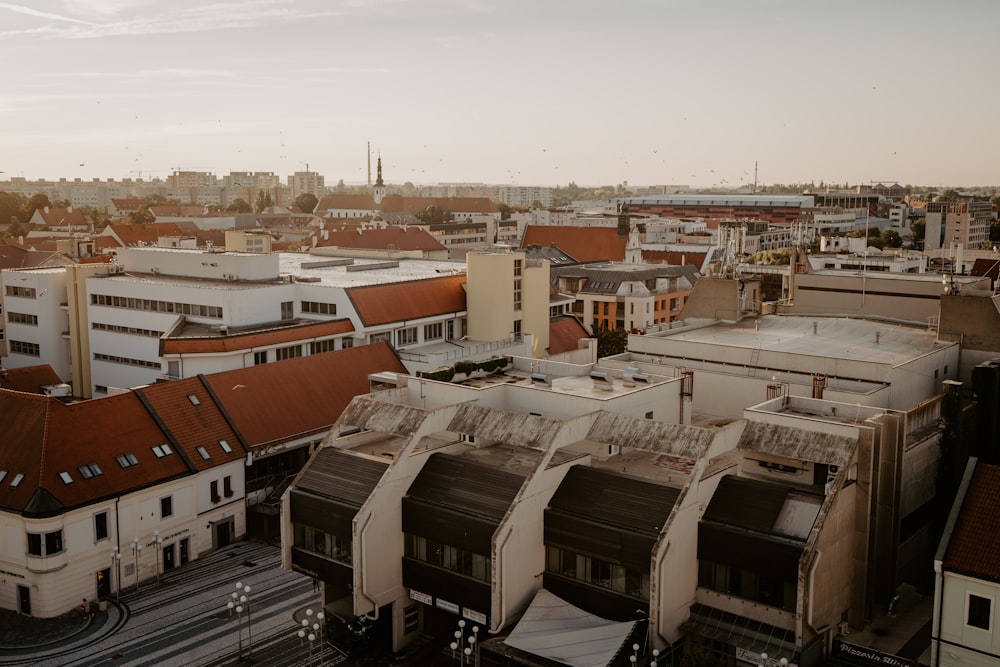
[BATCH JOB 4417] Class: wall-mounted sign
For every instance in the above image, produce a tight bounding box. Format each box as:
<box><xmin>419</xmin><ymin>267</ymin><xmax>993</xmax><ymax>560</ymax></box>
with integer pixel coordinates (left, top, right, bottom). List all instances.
<box><xmin>436</xmin><ymin>598</ymin><xmax>460</xmax><ymax>614</ymax></box>
<box><xmin>462</xmin><ymin>608</ymin><xmax>487</xmax><ymax>625</ymax></box>
<box><xmin>410</xmin><ymin>589</ymin><xmax>432</xmax><ymax>605</ymax></box>
<box><xmin>832</xmin><ymin>640</ymin><xmax>913</xmax><ymax>667</ymax></box>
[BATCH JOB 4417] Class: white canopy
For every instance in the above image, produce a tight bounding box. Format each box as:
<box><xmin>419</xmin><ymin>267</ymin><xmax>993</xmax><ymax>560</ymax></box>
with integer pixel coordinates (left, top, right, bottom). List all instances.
<box><xmin>503</xmin><ymin>589</ymin><xmax>637</xmax><ymax>667</ymax></box>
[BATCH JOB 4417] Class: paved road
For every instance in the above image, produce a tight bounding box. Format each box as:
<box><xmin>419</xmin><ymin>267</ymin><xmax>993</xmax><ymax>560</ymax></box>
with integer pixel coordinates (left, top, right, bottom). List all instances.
<box><xmin>0</xmin><ymin>542</ymin><xmax>346</xmax><ymax>667</ymax></box>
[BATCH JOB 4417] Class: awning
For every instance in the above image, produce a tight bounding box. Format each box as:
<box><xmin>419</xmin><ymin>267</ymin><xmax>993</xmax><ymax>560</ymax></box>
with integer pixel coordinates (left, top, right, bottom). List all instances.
<box><xmin>503</xmin><ymin>589</ymin><xmax>637</xmax><ymax>667</ymax></box>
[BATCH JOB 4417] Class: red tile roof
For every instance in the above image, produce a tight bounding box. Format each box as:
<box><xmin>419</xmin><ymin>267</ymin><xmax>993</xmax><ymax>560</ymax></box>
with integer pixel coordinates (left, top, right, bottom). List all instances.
<box><xmin>0</xmin><ymin>365</ymin><xmax>63</xmax><ymax>393</ymax></box>
<box><xmin>548</xmin><ymin>316</ymin><xmax>590</xmax><ymax>355</ymax></box>
<box><xmin>150</xmin><ymin>205</ymin><xmax>214</xmax><ymax>218</ymax></box>
<box><xmin>135</xmin><ymin>377</ymin><xmax>247</xmax><ymax>472</ymax></box>
<box><xmin>105</xmin><ymin>222</ymin><xmax>192</xmax><ymax>246</ymax></box>
<box><xmin>942</xmin><ymin>462</ymin><xmax>1000</xmax><ymax>582</ymax></box>
<box><xmin>203</xmin><ymin>343</ymin><xmax>406</xmax><ymax>450</ymax></box>
<box><xmin>32</xmin><ymin>207</ymin><xmax>88</xmax><ymax>227</ymax></box>
<box><xmin>316</xmin><ymin>194</ymin><xmax>376</xmax><ymax>212</ymax></box>
<box><xmin>521</xmin><ymin>225</ymin><xmax>627</xmax><ymax>262</ymax></box>
<box><xmin>313</xmin><ymin>225</ymin><xmax>446</xmax><ymax>252</ymax></box>
<box><xmin>161</xmin><ymin>319</ymin><xmax>354</xmax><ymax>355</ymax></box>
<box><xmin>110</xmin><ymin>198</ymin><xmax>146</xmax><ymax>212</ymax></box>
<box><xmin>0</xmin><ymin>390</ymin><xmax>190</xmax><ymax>516</ymax></box>
<box><xmin>347</xmin><ymin>274</ymin><xmax>467</xmax><ymax>326</ymax></box>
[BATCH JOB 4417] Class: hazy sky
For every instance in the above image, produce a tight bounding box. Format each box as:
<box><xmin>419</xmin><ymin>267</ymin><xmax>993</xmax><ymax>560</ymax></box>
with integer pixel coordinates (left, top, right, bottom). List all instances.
<box><xmin>1</xmin><ymin>0</ymin><xmax>997</xmax><ymax>189</ymax></box>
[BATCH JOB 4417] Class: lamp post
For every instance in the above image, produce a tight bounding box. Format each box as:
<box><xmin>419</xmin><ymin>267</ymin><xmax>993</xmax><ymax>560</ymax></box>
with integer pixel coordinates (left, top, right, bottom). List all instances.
<box><xmin>153</xmin><ymin>531</ymin><xmax>162</xmax><ymax>585</ymax></box>
<box><xmin>226</xmin><ymin>594</ymin><xmax>244</xmax><ymax>659</ymax></box>
<box><xmin>651</xmin><ymin>648</ymin><xmax>660</xmax><ymax>667</ymax></box>
<box><xmin>236</xmin><ymin>582</ymin><xmax>253</xmax><ymax>661</ymax></box>
<box><xmin>130</xmin><ymin>539</ymin><xmax>142</xmax><ymax>593</ymax></box>
<box><xmin>467</xmin><ymin>628</ymin><xmax>480</xmax><ymax>667</ymax></box>
<box><xmin>110</xmin><ymin>547</ymin><xmax>121</xmax><ymax>602</ymax></box>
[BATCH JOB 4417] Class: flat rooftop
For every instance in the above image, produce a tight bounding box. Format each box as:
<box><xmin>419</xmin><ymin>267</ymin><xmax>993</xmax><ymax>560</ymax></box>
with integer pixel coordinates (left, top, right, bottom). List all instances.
<box><xmin>278</xmin><ymin>253</ymin><xmax>466</xmax><ymax>288</ymax></box>
<box><xmin>650</xmin><ymin>316</ymin><xmax>943</xmax><ymax>365</ymax></box>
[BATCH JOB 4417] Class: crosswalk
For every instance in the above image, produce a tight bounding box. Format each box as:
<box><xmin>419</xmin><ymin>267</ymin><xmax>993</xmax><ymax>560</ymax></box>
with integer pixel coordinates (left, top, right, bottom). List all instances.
<box><xmin>4</xmin><ymin>542</ymin><xmax>342</xmax><ymax>667</ymax></box>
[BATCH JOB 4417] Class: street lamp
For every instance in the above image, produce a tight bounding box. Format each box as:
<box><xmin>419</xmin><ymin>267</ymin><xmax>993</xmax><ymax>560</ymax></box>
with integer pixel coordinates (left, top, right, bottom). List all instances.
<box><xmin>226</xmin><ymin>594</ymin><xmax>244</xmax><ymax>659</ymax></box>
<box><xmin>236</xmin><ymin>582</ymin><xmax>253</xmax><ymax>660</ymax></box>
<box><xmin>131</xmin><ymin>539</ymin><xmax>142</xmax><ymax>593</ymax></box>
<box><xmin>110</xmin><ymin>547</ymin><xmax>122</xmax><ymax>602</ymax></box>
<box><xmin>651</xmin><ymin>648</ymin><xmax>660</xmax><ymax>667</ymax></box>
<box><xmin>153</xmin><ymin>531</ymin><xmax>162</xmax><ymax>585</ymax></box>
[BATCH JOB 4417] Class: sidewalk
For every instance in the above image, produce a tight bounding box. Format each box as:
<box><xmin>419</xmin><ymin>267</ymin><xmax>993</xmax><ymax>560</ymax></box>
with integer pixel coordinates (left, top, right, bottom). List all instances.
<box><xmin>840</xmin><ymin>583</ymin><xmax>934</xmax><ymax>665</ymax></box>
<box><xmin>0</xmin><ymin>604</ymin><xmax>104</xmax><ymax>650</ymax></box>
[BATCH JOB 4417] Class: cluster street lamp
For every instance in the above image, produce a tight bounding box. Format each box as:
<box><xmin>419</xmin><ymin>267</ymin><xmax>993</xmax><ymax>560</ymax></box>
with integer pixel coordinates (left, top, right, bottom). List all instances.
<box><xmin>450</xmin><ymin>620</ymin><xmax>480</xmax><ymax>666</ymax></box>
<box><xmin>227</xmin><ymin>582</ymin><xmax>253</xmax><ymax>661</ymax></box>
<box><xmin>130</xmin><ymin>539</ymin><xmax>142</xmax><ymax>593</ymax></box>
<box><xmin>297</xmin><ymin>612</ymin><xmax>321</xmax><ymax>666</ymax></box>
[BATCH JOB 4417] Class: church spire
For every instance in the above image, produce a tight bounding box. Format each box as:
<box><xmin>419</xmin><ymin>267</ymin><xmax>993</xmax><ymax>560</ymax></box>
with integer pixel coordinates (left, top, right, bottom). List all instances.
<box><xmin>373</xmin><ymin>152</ymin><xmax>386</xmax><ymax>205</ymax></box>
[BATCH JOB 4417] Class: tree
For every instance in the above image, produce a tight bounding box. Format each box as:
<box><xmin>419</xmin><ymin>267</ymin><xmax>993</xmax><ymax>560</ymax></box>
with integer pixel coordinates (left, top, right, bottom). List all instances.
<box><xmin>937</xmin><ymin>189</ymin><xmax>960</xmax><ymax>202</ymax></box>
<box><xmin>595</xmin><ymin>324</ymin><xmax>628</xmax><ymax>357</ymax></box>
<box><xmin>880</xmin><ymin>229</ymin><xmax>902</xmax><ymax>248</ymax></box>
<box><xmin>227</xmin><ymin>199</ymin><xmax>252</xmax><ymax>214</ymax></box>
<box><xmin>7</xmin><ymin>219</ymin><xmax>27</xmax><ymax>239</ymax></box>
<box><xmin>414</xmin><ymin>206</ymin><xmax>454</xmax><ymax>224</ymax></box>
<box><xmin>0</xmin><ymin>191</ymin><xmax>28</xmax><ymax>226</ymax></box>
<box><xmin>127</xmin><ymin>206</ymin><xmax>155</xmax><ymax>225</ymax></box>
<box><xmin>24</xmin><ymin>193</ymin><xmax>51</xmax><ymax>221</ymax></box>
<box><xmin>294</xmin><ymin>193</ymin><xmax>318</xmax><ymax>214</ymax></box>
<box><xmin>911</xmin><ymin>218</ymin><xmax>926</xmax><ymax>250</ymax></box>
<box><xmin>253</xmin><ymin>190</ymin><xmax>274</xmax><ymax>214</ymax></box>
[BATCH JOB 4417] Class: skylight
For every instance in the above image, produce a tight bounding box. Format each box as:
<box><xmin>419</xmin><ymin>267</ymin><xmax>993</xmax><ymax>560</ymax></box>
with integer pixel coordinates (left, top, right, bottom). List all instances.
<box><xmin>78</xmin><ymin>463</ymin><xmax>103</xmax><ymax>479</ymax></box>
<box><xmin>11</xmin><ymin>473</ymin><xmax>24</xmax><ymax>487</ymax></box>
<box><xmin>196</xmin><ymin>446</ymin><xmax>210</xmax><ymax>460</ymax></box>
<box><xmin>0</xmin><ymin>470</ymin><xmax>6</xmax><ymax>483</ymax></box>
<box><xmin>219</xmin><ymin>439</ymin><xmax>232</xmax><ymax>453</ymax></box>
<box><xmin>116</xmin><ymin>453</ymin><xmax>140</xmax><ymax>468</ymax></box>
<box><xmin>188</xmin><ymin>394</ymin><xmax>201</xmax><ymax>406</ymax></box>
<box><xmin>152</xmin><ymin>444</ymin><xmax>174</xmax><ymax>458</ymax></box>
<box><xmin>59</xmin><ymin>471</ymin><xmax>74</xmax><ymax>484</ymax></box>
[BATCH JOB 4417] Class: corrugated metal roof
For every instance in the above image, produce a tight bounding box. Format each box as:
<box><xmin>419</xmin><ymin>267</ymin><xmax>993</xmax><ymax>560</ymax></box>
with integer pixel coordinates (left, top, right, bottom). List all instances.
<box><xmin>739</xmin><ymin>422</ymin><xmax>855</xmax><ymax>468</ymax></box>
<box><xmin>406</xmin><ymin>453</ymin><xmax>524</xmax><ymax>520</ymax></box>
<box><xmin>447</xmin><ymin>404</ymin><xmax>563</xmax><ymax>450</ymax></box>
<box><xmin>586</xmin><ymin>412</ymin><xmax>715</xmax><ymax>459</ymax></box>
<box><xmin>296</xmin><ymin>448</ymin><xmax>388</xmax><ymax>505</ymax></box>
<box><xmin>549</xmin><ymin>465</ymin><xmax>680</xmax><ymax>535</ymax></box>
<box><xmin>703</xmin><ymin>475</ymin><xmax>821</xmax><ymax>540</ymax></box>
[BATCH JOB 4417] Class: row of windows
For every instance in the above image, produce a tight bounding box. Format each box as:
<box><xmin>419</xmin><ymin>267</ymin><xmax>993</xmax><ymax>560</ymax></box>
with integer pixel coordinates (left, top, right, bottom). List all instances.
<box><xmin>7</xmin><ymin>312</ymin><xmax>37</xmax><ymax>325</ymax></box>
<box><xmin>397</xmin><ymin>327</ymin><xmax>418</xmax><ymax>347</ymax></box>
<box><xmin>295</xmin><ymin>525</ymin><xmax>353</xmax><ymax>564</ymax></box>
<box><xmin>546</xmin><ymin>546</ymin><xmax>650</xmax><ymax>601</ymax></box>
<box><xmin>276</xmin><ymin>345</ymin><xmax>303</xmax><ymax>361</ymax></box>
<box><xmin>301</xmin><ymin>301</ymin><xmax>336</xmax><ymax>315</ymax></box>
<box><xmin>94</xmin><ymin>353</ymin><xmax>161</xmax><ymax>369</ymax></box>
<box><xmin>9</xmin><ymin>340</ymin><xmax>39</xmax><ymax>356</ymax></box>
<box><xmin>93</xmin><ymin>322</ymin><xmax>164</xmax><ymax>337</ymax></box>
<box><xmin>310</xmin><ymin>339</ymin><xmax>337</xmax><ymax>355</ymax></box>
<box><xmin>91</xmin><ymin>294</ymin><xmax>223</xmax><ymax>319</ymax></box>
<box><xmin>698</xmin><ymin>560</ymin><xmax>795</xmax><ymax>612</ymax></box>
<box><xmin>5</xmin><ymin>285</ymin><xmax>36</xmax><ymax>298</ymax></box>
<box><xmin>405</xmin><ymin>534</ymin><xmax>491</xmax><ymax>582</ymax></box>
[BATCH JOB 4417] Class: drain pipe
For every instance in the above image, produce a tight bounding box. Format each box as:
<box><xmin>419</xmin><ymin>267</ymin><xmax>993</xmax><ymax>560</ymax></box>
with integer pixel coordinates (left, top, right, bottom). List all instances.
<box><xmin>489</xmin><ymin>527</ymin><xmax>513</xmax><ymax>634</ymax></box>
<box><xmin>358</xmin><ymin>511</ymin><xmax>379</xmax><ymax>620</ymax></box>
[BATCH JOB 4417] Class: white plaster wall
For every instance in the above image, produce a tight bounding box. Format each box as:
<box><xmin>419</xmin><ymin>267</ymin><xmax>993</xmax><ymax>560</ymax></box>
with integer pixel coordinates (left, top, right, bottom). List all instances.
<box><xmin>937</xmin><ymin>573</ymin><xmax>1000</xmax><ymax>666</ymax></box>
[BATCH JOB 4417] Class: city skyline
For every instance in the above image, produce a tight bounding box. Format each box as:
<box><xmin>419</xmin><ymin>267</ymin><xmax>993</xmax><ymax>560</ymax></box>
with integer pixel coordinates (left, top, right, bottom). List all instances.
<box><xmin>2</xmin><ymin>0</ymin><xmax>997</xmax><ymax>189</ymax></box>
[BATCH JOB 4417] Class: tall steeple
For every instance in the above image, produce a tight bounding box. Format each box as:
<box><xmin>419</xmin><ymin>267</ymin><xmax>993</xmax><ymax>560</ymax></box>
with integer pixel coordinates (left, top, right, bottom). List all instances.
<box><xmin>373</xmin><ymin>153</ymin><xmax>386</xmax><ymax>205</ymax></box>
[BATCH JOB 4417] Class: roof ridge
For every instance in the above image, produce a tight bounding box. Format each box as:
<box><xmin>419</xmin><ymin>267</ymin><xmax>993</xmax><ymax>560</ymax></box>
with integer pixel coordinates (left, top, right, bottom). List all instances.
<box><xmin>37</xmin><ymin>396</ymin><xmax>54</xmax><ymax>485</ymax></box>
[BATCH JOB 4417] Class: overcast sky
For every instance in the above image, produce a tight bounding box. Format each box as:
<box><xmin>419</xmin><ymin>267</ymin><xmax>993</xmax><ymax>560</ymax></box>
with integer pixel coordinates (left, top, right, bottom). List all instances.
<box><xmin>1</xmin><ymin>0</ymin><xmax>997</xmax><ymax>189</ymax></box>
